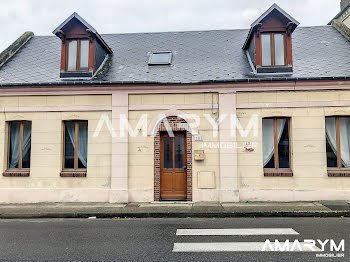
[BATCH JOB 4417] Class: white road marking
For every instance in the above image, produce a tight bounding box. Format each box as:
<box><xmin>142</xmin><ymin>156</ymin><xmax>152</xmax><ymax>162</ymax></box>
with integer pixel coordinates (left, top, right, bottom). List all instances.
<box><xmin>176</xmin><ymin>228</ymin><xmax>299</xmax><ymax>236</ymax></box>
<box><xmin>173</xmin><ymin>242</ymin><xmax>321</xmax><ymax>252</ymax></box>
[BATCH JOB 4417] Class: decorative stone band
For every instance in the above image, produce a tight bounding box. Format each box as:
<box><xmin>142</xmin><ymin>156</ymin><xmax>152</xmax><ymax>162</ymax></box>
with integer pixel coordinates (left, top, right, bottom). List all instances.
<box><xmin>264</xmin><ymin>170</ymin><xmax>293</xmax><ymax>177</ymax></box>
<box><xmin>3</xmin><ymin>171</ymin><xmax>30</xmax><ymax>177</ymax></box>
<box><xmin>60</xmin><ymin>171</ymin><xmax>87</xmax><ymax>177</ymax></box>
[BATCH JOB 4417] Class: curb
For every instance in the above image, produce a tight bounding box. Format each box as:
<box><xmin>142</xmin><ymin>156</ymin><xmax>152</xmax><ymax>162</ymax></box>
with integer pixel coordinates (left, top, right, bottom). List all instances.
<box><xmin>1</xmin><ymin>211</ymin><xmax>349</xmax><ymax>219</ymax></box>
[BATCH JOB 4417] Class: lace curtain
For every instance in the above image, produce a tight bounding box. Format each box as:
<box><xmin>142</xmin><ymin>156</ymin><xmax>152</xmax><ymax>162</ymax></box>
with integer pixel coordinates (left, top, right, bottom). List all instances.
<box><xmin>9</xmin><ymin>123</ymin><xmax>20</xmax><ymax>168</ymax></box>
<box><xmin>262</xmin><ymin>119</ymin><xmax>286</xmax><ymax>166</ymax></box>
<box><xmin>9</xmin><ymin>122</ymin><xmax>31</xmax><ymax>168</ymax></box>
<box><xmin>66</xmin><ymin>122</ymin><xmax>88</xmax><ymax>168</ymax></box>
<box><xmin>326</xmin><ymin>117</ymin><xmax>350</xmax><ymax>168</ymax></box>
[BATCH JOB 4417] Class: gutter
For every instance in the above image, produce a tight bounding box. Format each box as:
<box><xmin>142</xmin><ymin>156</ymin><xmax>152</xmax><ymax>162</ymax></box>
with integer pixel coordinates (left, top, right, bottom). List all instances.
<box><xmin>0</xmin><ymin>76</ymin><xmax>350</xmax><ymax>88</ymax></box>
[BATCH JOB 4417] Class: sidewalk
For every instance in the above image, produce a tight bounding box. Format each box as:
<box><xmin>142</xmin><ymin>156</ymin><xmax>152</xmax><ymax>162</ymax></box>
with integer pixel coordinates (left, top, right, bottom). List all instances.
<box><xmin>0</xmin><ymin>201</ymin><xmax>349</xmax><ymax>218</ymax></box>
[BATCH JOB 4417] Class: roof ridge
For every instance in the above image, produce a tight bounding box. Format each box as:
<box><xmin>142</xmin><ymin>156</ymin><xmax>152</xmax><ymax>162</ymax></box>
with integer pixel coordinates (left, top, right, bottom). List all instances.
<box><xmin>32</xmin><ymin>25</ymin><xmax>333</xmax><ymax>38</ymax></box>
<box><xmin>100</xmin><ymin>26</ymin><xmax>332</xmax><ymax>35</ymax></box>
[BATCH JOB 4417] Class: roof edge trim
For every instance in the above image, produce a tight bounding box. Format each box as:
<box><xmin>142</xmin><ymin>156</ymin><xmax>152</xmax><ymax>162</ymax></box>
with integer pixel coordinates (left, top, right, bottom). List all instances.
<box><xmin>52</xmin><ymin>12</ymin><xmax>97</xmax><ymax>35</ymax></box>
<box><xmin>250</xmin><ymin>3</ymin><xmax>300</xmax><ymax>28</ymax></box>
<box><xmin>0</xmin><ymin>31</ymin><xmax>34</xmax><ymax>68</ymax></box>
<box><xmin>1</xmin><ymin>76</ymin><xmax>350</xmax><ymax>88</ymax></box>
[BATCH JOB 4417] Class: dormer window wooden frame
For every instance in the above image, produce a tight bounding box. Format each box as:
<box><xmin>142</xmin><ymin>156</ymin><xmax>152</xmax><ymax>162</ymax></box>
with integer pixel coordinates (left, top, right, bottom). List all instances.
<box><xmin>66</xmin><ymin>39</ymin><xmax>90</xmax><ymax>72</ymax></box>
<box><xmin>60</xmin><ymin>36</ymin><xmax>95</xmax><ymax>75</ymax></box>
<box><xmin>260</xmin><ymin>32</ymin><xmax>287</xmax><ymax>67</ymax></box>
<box><xmin>254</xmin><ymin>24</ymin><xmax>293</xmax><ymax>70</ymax></box>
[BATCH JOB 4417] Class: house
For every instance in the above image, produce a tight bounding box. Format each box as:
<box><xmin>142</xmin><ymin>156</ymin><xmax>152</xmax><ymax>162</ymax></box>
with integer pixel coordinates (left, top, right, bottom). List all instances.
<box><xmin>0</xmin><ymin>3</ymin><xmax>350</xmax><ymax>204</ymax></box>
<box><xmin>329</xmin><ymin>0</ymin><xmax>350</xmax><ymax>40</ymax></box>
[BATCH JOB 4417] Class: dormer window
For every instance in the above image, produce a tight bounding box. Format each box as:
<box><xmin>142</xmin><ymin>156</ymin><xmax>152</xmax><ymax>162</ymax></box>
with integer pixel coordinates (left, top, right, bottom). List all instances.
<box><xmin>67</xmin><ymin>39</ymin><xmax>89</xmax><ymax>72</ymax></box>
<box><xmin>53</xmin><ymin>12</ymin><xmax>113</xmax><ymax>78</ymax></box>
<box><xmin>261</xmin><ymin>33</ymin><xmax>286</xmax><ymax>67</ymax></box>
<box><xmin>242</xmin><ymin>4</ymin><xmax>299</xmax><ymax>74</ymax></box>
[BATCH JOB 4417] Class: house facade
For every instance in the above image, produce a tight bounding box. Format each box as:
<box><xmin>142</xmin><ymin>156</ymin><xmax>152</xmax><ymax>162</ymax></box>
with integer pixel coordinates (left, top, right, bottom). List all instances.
<box><xmin>0</xmin><ymin>4</ymin><xmax>350</xmax><ymax>203</ymax></box>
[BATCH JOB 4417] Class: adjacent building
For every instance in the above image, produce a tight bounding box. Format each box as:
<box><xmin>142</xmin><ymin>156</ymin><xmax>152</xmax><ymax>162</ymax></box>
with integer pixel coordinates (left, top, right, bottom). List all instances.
<box><xmin>0</xmin><ymin>3</ymin><xmax>350</xmax><ymax>203</ymax></box>
<box><xmin>329</xmin><ymin>0</ymin><xmax>350</xmax><ymax>40</ymax></box>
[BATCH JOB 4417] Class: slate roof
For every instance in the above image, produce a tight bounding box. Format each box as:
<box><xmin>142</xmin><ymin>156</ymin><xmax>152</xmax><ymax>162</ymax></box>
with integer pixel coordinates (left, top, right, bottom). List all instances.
<box><xmin>0</xmin><ymin>25</ymin><xmax>350</xmax><ymax>86</ymax></box>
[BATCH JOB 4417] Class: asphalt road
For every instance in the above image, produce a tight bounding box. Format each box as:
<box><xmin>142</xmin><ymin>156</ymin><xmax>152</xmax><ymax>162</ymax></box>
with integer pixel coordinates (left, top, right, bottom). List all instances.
<box><xmin>0</xmin><ymin>217</ymin><xmax>349</xmax><ymax>261</ymax></box>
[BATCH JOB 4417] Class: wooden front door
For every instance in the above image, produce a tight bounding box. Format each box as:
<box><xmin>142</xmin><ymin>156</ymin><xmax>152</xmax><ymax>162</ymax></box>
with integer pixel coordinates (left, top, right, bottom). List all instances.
<box><xmin>160</xmin><ymin>132</ymin><xmax>187</xmax><ymax>200</ymax></box>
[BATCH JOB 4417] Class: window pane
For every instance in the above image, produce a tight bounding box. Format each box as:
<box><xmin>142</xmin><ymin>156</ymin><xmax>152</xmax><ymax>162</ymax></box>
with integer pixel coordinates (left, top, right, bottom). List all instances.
<box><xmin>262</xmin><ymin>119</ymin><xmax>275</xmax><ymax>168</ymax></box>
<box><xmin>9</xmin><ymin>122</ymin><xmax>20</xmax><ymax>169</ymax></box>
<box><xmin>78</xmin><ymin>122</ymin><xmax>88</xmax><ymax>168</ymax></box>
<box><xmin>67</xmin><ymin>40</ymin><xmax>77</xmax><ymax>71</ymax></box>
<box><xmin>261</xmin><ymin>34</ymin><xmax>272</xmax><ymax>66</ymax></box>
<box><xmin>163</xmin><ymin>137</ymin><xmax>173</xmax><ymax>169</ymax></box>
<box><xmin>64</xmin><ymin>122</ymin><xmax>75</xmax><ymax>169</ymax></box>
<box><xmin>150</xmin><ymin>53</ymin><xmax>171</xmax><ymax>64</ymax></box>
<box><xmin>339</xmin><ymin>117</ymin><xmax>350</xmax><ymax>168</ymax></box>
<box><xmin>325</xmin><ymin>117</ymin><xmax>338</xmax><ymax>168</ymax></box>
<box><xmin>274</xmin><ymin>34</ymin><xmax>285</xmax><ymax>66</ymax></box>
<box><xmin>174</xmin><ymin>136</ymin><xmax>185</xmax><ymax>168</ymax></box>
<box><xmin>80</xmin><ymin>40</ymin><xmax>89</xmax><ymax>71</ymax></box>
<box><xmin>326</xmin><ymin>139</ymin><xmax>337</xmax><ymax>168</ymax></box>
<box><xmin>278</xmin><ymin>119</ymin><xmax>290</xmax><ymax>168</ymax></box>
<box><xmin>22</xmin><ymin>122</ymin><xmax>31</xmax><ymax>168</ymax></box>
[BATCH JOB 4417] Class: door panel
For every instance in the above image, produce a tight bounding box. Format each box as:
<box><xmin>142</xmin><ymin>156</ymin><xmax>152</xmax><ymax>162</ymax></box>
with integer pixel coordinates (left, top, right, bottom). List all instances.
<box><xmin>162</xmin><ymin>137</ymin><xmax>173</xmax><ymax>169</ymax></box>
<box><xmin>174</xmin><ymin>136</ymin><xmax>185</xmax><ymax>168</ymax></box>
<box><xmin>160</xmin><ymin>133</ymin><xmax>187</xmax><ymax>200</ymax></box>
<box><xmin>173</xmin><ymin>171</ymin><xmax>186</xmax><ymax>191</ymax></box>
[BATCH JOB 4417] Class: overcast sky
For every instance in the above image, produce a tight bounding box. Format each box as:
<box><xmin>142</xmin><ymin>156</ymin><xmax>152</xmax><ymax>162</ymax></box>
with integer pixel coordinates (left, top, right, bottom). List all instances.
<box><xmin>0</xmin><ymin>0</ymin><xmax>340</xmax><ymax>52</ymax></box>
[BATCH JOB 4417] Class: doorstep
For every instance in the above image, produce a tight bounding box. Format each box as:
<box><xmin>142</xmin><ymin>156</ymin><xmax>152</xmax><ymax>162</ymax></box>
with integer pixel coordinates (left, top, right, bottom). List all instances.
<box><xmin>140</xmin><ymin>202</ymin><xmax>194</xmax><ymax>207</ymax></box>
<box><xmin>150</xmin><ymin>201</ymin><xmax>194</xmax><ymax>205</ymax></box>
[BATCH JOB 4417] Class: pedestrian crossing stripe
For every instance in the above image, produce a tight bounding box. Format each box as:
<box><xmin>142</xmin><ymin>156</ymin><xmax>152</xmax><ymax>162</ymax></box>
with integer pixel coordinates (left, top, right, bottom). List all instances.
<box><xmin>173</xmin><ymin>242</ymin><xmax>322</xmax><ymax>252</ymax></box>
<box><xmin>176</xmin><ymin>228</ymin><xmax>299</xmax><ymax>236</ymax></box>
<box><xmin>172</xmin><ymin>228</ymin><xmax>316</xmax><ymax>253</ymax></box>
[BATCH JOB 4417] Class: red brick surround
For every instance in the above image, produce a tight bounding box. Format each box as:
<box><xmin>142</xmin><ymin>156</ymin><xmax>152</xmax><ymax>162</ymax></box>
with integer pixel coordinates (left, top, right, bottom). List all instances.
<box><xmin>154</xmin><ymin>116</ymin><xmax>192</xmax><ymax>201</ymax></box>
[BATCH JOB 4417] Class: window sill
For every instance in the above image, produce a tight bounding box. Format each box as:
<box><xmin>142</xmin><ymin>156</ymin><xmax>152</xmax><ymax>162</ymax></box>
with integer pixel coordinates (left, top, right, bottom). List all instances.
<box><xmin>327</xmin><ymin>170</ymin><xmax>350</xmax><ymax>177</ymax></box>
<box><xmin>3</xmin><ymin>170</ymin><xmax>30</xmax><ymax>177</ymax></box>
<box><xmin>256</xmin><ymin>66</ymin><xmax>293</xmax><ymax>74</ymax></box>
<box><xmin>60</xmin><ymin>72</ymin><xmax>92</xmax><ymax>78</ymax></box>
<box><xmin>264</xmin><ymin>169</ymin><xmax>293</xmax><ymax>177</ymax></box>
<box><xmin>60</xmin><ymin>171</ymin><xmax>87</xmax><ymax>177</ymax></box>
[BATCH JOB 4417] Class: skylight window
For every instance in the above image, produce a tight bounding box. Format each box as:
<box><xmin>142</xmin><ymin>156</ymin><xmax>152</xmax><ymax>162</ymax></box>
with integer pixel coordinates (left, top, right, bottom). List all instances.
<box><xmin>149</xmin><ymin>52</ymin><xmax>172</xmax><ymax>65</ymax></box>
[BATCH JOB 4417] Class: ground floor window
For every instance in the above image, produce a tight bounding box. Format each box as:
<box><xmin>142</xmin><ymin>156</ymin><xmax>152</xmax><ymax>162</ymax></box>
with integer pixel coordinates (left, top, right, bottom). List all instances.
<box><xmin>7</xmin><ymin>121</ymin><xmax>31</xmax><ymax>170</ymax></box>
<box><xmin>262</xmin><ymin>117</ymin><xmax>292</xmax><ymax>176</ymax></box>
<box><xmin>325</xmin><ymin>116</ymin><xmax>350</xmax><ymax>169</ymax></box>
<box><xmin>63</xmin><ymin>121</ymin><xmax>88</xmax><ymax>171</ymax></box>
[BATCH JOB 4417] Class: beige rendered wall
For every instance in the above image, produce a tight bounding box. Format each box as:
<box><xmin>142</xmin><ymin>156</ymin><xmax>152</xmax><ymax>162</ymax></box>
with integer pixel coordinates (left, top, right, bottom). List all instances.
<box><xmin>237</xmin><ymin>90</ymin><xmax>350</xmax><ymax>201</ymax></box>
<box><xmin>128</xmin><ymin>93</ymin><xmax>220</xmax><ymax>202</ymax></box>
<box><xmin>0</xmin><ymin>95</ymin><xmax>112</xmax><ymax>203</ymax></box>
<box><xmin>1</xmin><ymin>90</ymin><xmax>350</xmax><ymax>203</ymax></box>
